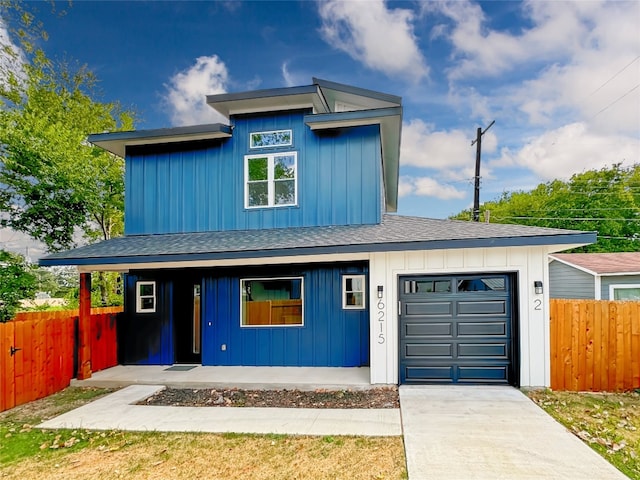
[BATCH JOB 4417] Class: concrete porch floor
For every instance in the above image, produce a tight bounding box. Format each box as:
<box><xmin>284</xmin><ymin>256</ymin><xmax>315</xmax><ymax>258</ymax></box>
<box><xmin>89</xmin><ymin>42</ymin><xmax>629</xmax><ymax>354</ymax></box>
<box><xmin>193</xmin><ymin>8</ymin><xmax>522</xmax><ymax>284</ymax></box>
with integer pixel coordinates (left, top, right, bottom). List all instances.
<box><xmin>71</xmin><ymin>365</ymin><xmax>374</xmax><ymax>390</ymax></box>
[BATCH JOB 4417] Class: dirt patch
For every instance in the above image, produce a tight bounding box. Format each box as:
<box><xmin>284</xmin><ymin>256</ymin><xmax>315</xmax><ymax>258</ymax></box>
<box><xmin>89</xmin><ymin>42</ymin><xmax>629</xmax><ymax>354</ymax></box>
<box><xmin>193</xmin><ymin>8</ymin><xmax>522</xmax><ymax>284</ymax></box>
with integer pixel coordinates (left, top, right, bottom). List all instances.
<box><xmin>141</xmin><ymin>387</ymin><xmax>399</xmax><ymax>409</ymax></box>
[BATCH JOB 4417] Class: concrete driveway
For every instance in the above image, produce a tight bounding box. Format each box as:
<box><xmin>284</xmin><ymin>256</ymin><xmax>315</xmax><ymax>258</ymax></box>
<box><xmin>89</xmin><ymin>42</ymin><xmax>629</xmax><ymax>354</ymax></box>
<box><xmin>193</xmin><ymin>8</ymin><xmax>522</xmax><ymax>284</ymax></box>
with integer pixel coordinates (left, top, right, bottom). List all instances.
<box><xmin>400</xmin><ymin>385</ymin><xmax>627</xmax><ymax>479</ymax></box>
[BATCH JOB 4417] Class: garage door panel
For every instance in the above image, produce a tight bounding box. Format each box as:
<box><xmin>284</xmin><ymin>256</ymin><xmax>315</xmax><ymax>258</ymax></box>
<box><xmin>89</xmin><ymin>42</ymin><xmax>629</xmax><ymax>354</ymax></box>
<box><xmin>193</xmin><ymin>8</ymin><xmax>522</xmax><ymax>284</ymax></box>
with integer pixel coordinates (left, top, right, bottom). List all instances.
<box><xmin>458</xmin><ymin>300</ymin><xmax>506</xmax><ymax>315</ymax></box>
<box><xmin>458</xmin><ymin>366</ymin><xmax>508</xmax><ymax>382</ymax></box>
<box><xmin>457</xmin><ymin>321</ymin><xmax>506</xmax><ymax>337</ymax></box>
<box><xmin>405</xmin><ymin>322</ymin><xmax>452</xmax><ymax>337</ymax></box>
<box><xmin>458</xmin><ymin>343</ymin><xmax>508</xmax><ymax>358</ymax></box>
<box><xmin>400</xmin><ymin>273</ymin><xmax>514</xmax><ymax>385</ymax></box>
<box><xmin>405</xmin><ymin>343</ymin><xmax>452</xmax><ymax>358</ymax></box>
<box><xmin>405</xmin><ymin>302</ymin><xmax>452</xmax><ymax>316</ymax></box>
<box><xmin>404</xmin><ymin>366</ymin><xmax>454</xmax><ymax>382</ymax></box>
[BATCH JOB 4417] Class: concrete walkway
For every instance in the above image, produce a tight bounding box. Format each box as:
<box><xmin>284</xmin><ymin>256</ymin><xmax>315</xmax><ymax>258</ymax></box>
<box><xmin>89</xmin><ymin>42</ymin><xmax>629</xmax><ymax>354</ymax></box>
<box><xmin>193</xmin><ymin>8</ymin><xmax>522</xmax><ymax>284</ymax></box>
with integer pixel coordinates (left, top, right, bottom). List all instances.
<box><xmin>399</xmin><ymin>385</ymin><xmax>627</xmax><ymax>479</ymax></box>
<box><xmin>39</xmin><ymin>384</ymin><xmax>402</xmax><ymax>437</ymax></box>
<box><xmin>70</xmin><ymin>365</ymin><xmax>372</xmax><ymax>390</ymax></box>
<box><xmin>37</xmin><ymin>378</ymin><xmax>628</xmax><ymax>479</ymax></box>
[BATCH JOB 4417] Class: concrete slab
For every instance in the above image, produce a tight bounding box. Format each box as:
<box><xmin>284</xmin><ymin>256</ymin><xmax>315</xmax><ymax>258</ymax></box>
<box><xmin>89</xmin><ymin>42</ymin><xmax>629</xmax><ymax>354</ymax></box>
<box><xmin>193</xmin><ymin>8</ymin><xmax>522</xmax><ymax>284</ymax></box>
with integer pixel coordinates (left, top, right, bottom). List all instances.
<box><xmin>399</xmin><ymin>385</ymin><xmax>627</xmax><ymax>480</ymax></box>
<box><xmin>71</xmin><ymin>365</ymin><xmax>373</xmax><ymax>390</ymax></box>
<box><xmin>39</xmin><ymin>385</ymin><xmax>402</xmax><ymax>437</ymax></box>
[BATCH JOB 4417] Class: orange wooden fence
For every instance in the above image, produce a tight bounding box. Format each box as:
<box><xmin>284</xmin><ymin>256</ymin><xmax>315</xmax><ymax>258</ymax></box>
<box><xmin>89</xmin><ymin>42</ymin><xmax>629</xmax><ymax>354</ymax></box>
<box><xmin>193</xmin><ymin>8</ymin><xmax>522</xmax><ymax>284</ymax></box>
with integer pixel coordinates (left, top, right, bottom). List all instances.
<box><xmin>550</xmin><ymin>299</ymin><xmax>640</xmax><ymax>392</ymax></box>
<box><xmin>0</xmin><ymin>307</ymin><xmax>121</xmax><ymax>413</ymax></box>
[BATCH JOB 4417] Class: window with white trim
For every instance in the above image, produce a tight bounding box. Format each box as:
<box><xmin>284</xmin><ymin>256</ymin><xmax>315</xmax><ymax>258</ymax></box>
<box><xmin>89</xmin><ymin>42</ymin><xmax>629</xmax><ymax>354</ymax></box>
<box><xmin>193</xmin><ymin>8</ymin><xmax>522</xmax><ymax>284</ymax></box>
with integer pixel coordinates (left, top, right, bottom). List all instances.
<box><xmin>610</xmin><ymin>284</ymin><xmax>640</xmax><ymax>300</ymax></box>
<box><xmin>245</xmin><ymin>152</ymin><xmax>297</xmax><ymax>208</ymax></box>
<box><xmin>343</xmin><ymin>275</ymin><xmax>366</xmax><ymax>309</ymax></box>
<box><xmin>250</xmin><ymin>129</ymin><xmax>292</xmax><ymax>149</ymax></box>
<box><xmin>241</xmin><ymin>277</ymin><xmax>303</xmax><ymax>327</ymax></box>
<box><xmin>136</xmin><ymin>281</ymin><xmax>156</xmax><ymax>313</ymax></box>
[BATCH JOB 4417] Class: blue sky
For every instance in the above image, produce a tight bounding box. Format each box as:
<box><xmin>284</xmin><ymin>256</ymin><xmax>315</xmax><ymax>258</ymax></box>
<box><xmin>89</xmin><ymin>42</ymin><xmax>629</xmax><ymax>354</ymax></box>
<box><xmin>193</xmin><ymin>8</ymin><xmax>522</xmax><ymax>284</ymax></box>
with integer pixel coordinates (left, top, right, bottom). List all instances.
<box><xmin>1</xmin><ymin>0</ymin><xmax>639</xmax><ymax>258</ymax></box>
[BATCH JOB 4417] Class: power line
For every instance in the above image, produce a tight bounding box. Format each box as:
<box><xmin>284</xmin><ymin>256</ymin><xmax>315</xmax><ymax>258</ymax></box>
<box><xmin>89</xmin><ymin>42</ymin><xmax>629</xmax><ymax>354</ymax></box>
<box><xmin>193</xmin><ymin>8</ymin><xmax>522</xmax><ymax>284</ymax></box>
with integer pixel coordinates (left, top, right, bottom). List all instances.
<box><xmin>493</xmin><ymin>216</ymin><xmax>640</xmax><ymax>222</ymax></box>
<box><xmin>587</xmin><ymin>55</ymin><xmax>640</xmax><ymax>98</ymax></box>
<box><xmin>591</xmin><ymin>82</ymin><xmax>640</xmax><ymax>119</ymax></box>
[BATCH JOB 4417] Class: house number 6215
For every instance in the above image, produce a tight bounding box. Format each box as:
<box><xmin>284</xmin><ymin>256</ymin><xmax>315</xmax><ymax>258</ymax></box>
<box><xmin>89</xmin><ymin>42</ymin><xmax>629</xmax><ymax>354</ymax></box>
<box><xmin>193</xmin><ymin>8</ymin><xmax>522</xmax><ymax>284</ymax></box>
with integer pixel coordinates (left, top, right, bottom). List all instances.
<box><xmin>377</xmin><ymin>299</ymin><xmax>385</xmax><ymax>344</ymax></box>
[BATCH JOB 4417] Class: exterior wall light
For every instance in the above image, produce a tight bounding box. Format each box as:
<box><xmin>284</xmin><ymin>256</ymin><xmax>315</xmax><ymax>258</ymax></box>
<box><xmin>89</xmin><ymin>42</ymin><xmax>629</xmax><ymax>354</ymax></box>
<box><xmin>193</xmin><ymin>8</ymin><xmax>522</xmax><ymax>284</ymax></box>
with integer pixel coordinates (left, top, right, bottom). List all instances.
<box><xmin>534</xmin><ymin>281</ymin><xmax>543</xmax><ymax>295</ymax></box>
<box><xmin>377</xmin><ymin>285</ymin><xmax>384</xmax><ymax>298</ymax></box>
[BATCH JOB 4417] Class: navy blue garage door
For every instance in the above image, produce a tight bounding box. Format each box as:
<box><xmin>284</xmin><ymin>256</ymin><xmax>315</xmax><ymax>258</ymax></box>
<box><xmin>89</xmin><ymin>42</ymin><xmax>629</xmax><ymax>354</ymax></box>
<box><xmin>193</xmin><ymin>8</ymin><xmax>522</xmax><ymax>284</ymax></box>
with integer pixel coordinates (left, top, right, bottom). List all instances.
<box><xmin>399</xmin><ymin>274</ymin><xmax>516</xmax><ymax>385</ymax></box>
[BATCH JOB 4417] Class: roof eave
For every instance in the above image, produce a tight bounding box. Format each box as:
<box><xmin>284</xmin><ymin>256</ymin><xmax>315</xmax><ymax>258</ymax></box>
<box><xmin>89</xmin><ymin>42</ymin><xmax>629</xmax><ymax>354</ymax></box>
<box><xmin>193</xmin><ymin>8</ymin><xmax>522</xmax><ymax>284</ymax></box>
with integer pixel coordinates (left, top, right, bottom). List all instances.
<box><xmin>88</xmin><ymin>124</ymin><xmax>233</xmax><ymax>158</ymax></box>
<box><xmin>206</xmin><ymin>85</ymin><xmax>329</xmax><ymax>117</ymax></box>
<box><xmin>39</xmin><ymin>232</ymin><xmax>596</xmax><ymax>269</ymax></box>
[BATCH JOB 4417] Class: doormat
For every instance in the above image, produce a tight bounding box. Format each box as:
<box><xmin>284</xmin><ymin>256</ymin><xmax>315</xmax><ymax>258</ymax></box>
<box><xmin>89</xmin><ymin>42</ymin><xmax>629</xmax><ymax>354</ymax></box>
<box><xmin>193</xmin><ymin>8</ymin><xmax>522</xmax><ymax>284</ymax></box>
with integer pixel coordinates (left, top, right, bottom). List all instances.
<box><xmin>164</xmin><ymin>365</ymin><xmax>197</xmax><ymax>372</ymax></box>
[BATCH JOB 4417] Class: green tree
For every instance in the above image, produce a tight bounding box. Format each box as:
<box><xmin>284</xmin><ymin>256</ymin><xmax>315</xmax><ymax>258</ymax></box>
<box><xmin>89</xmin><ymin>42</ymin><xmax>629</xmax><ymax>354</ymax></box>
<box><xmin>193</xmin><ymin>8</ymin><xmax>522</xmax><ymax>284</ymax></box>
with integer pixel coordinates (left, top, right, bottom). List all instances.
<box><xmin>0</xmin><ymin>249</ymin><xmax>37</xmax><ymax>321</ymax></box>
<box><xmin>0</xmin><ymin>2</ymin><xmax>135</xmax><ymax>304</ymax></box>
<box><xmin>452</xmin><ymin>164</ymin><xmax>640</xmax><ymax>252</ymax></box>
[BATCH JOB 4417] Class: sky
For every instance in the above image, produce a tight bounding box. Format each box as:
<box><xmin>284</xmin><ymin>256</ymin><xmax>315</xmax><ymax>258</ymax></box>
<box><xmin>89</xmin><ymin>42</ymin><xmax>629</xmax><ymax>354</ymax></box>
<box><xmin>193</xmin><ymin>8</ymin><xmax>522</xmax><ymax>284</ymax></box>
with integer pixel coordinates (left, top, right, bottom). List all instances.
<box><xmin>0</xmin><ymin>0</ymin><xmax>639</xmax><ymax>259</ymax></box>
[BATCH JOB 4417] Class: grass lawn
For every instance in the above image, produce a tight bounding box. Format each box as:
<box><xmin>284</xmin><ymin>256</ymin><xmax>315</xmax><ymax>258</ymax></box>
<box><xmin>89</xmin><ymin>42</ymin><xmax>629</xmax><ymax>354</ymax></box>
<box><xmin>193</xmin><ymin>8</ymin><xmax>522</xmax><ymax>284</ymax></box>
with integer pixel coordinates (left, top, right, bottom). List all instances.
<box><xmin>0</xmin><ymin>387</ymin><xmax>407</xmax><ymax>480</ymax></box>
<box><xmin>527</xmin><ymin>389</ymin><xmax>640</xmax><ymax>479</ymax></box>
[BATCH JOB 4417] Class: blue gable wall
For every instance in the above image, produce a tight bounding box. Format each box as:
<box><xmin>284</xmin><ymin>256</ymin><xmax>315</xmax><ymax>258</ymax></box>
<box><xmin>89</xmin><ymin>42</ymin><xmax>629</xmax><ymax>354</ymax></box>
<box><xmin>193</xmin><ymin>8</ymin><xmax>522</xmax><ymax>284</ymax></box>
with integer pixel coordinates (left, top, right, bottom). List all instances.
<box><xmin>124</xmin><ymin>110</ymin><xmax>382</xmax><ymax>234</ymax></box>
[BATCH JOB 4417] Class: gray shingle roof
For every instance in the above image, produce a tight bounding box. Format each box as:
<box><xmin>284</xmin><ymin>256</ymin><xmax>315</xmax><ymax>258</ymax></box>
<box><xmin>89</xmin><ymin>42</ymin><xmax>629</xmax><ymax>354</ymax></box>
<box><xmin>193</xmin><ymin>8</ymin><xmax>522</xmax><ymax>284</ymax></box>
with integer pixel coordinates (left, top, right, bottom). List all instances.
<box><xmin>40</xmin><ymin>215</ymin><xmax>596</xmax><ymax>267</ymax></box>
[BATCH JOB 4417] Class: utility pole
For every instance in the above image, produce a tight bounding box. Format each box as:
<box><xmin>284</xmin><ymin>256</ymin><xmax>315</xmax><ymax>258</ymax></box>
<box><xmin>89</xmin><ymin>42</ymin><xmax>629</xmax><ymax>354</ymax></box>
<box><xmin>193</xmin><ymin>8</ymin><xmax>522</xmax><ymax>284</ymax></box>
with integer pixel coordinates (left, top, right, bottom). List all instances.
<box><xmin>471</xmin><ymin>120</ymin><xmax>495</xmax><ymax>222</ymax></box>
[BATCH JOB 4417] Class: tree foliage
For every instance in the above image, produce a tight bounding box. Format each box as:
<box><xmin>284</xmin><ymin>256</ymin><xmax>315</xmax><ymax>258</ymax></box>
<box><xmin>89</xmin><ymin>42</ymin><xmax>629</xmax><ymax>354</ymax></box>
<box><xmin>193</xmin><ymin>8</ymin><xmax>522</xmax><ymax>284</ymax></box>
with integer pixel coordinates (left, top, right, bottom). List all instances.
<box><xmin>0</xmin><ymin>249</ymin><xmax>37</xmax><ymax>321</ymax></box>
<box><xmin>0</xmin><ymin>2</ymin><xmax>135</xmax><ymax>252</ymax></box>
<box><xmin>451</xmin><ymin>164</ymin><xmax>640</xmax><ymax>252</ymax></box>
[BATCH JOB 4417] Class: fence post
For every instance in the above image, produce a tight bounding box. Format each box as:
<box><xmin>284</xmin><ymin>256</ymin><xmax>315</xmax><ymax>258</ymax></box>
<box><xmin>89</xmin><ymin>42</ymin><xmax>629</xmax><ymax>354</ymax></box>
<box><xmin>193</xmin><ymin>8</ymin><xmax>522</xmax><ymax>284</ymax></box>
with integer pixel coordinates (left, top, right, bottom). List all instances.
<box><xmin>77</xmin><ymin>272</ymin><xmax>92</xmax><ymax>380</ymax></box>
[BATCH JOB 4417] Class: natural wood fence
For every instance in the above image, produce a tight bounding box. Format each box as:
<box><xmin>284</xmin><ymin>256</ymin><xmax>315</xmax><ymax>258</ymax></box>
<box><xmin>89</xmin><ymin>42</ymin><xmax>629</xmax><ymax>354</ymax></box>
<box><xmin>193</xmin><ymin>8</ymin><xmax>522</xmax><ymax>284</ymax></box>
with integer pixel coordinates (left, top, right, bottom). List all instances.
<box><xmin>550</xmin><ymin>299</ymin><xmax>640</xmax><ymax>392</ymax></box>
<box><xmin>0</xmin><ymin>308</ymin><xmax>121</xmax><ymax>413</ymax></box>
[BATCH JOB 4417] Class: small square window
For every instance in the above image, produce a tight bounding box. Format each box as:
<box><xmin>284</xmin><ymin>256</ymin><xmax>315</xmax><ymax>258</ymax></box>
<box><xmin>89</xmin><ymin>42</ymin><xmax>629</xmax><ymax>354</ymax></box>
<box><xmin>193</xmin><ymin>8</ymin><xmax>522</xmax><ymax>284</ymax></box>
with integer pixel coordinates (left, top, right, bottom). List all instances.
<box><xmin>136</xmin><ymin>281</ymin><xmax>156</xmax><ymax>313</ymax></box>
<box><xmin>343</xmin><ymin>275</ymin><xmax>366</xmax><ymax>309</ymax></box>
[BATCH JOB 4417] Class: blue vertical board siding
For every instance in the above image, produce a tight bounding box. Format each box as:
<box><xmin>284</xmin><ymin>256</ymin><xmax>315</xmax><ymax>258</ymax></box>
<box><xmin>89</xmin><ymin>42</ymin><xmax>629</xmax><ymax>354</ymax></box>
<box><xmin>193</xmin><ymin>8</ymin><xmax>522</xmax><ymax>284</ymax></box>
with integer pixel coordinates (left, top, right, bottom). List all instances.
<box><xmin>122</xmin><ymin>263</ymin><xmax>370</xmax><ymax>367</ymax></box>
<box><xmin>124</xmin><ymin>111</ymin><xmax>382</xmax><ymax>235</ymax></box>
<box><xmin>120</xmin><ymin>274</ymin><xmax>174</xmax><ymax>365</ymax></box>
<box><xmin>198</xmin><ymin>263</ymin><xmax>369</xmax><ymax>367</ymax></box>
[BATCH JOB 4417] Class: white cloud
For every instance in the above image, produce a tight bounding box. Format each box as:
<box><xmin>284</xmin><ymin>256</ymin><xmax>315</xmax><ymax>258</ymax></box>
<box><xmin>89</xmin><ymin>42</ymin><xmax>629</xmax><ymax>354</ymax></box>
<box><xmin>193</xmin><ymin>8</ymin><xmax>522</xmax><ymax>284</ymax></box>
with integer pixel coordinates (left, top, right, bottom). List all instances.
<box><xmin>0</xmin><ymin>17</ymin><xmax>25</xmax><ymax>91</ymax></box>
<box><xmin>401</xmin><ymin>119</ymin><xmax>496</xmax><ymax>177</ymax></box>
<box><xmin>431</xmin><ymin>1</ymin><xmax>639</xmax><ymax>133</ymax></box>
<box><xmin>418</xmin><ymin>0</ymin><xmax>639</xmax><ymax>201</ymax></box>
<box><xmin>493</xmin><ymin>122</ymin><xmax>640</xmax><ymax>181</ymax></box>
<box><xmin>317</xmin><ymin>0</ymin><xmax>428</xmax><ymax>81</ymax></box>
<box><xmin>399</xmin><ymin>176</ymin><xmax>466</xmax><ymax>200</ymax></box>
<box><xmin>281</xmin><ymin>62</ymin><xmax>300</xmax><ymax>88</ymax></box>
<box><xmin>164</xmin><ymin>55</ymin><xmax>230</xmax><ymax>126</ymax></box>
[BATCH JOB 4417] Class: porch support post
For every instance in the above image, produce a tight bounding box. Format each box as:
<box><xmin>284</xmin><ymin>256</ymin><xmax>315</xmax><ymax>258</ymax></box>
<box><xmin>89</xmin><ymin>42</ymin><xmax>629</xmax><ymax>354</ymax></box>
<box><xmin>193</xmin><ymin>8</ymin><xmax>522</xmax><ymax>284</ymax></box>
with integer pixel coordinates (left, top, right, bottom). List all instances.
<box><xmin>78</xmin><ymin>272</ymin><xmax>92</xmax><ymax>380</ymax></box>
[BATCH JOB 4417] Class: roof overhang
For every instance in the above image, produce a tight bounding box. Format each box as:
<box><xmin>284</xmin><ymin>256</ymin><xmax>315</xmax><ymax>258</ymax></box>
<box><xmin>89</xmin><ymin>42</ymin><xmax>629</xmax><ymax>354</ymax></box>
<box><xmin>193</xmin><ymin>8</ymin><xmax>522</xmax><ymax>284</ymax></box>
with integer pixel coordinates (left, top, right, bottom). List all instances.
<box><xmin>304</xmin><ymin>107</ymin><xmax>402</xmax><ymax>212</ymax></box>
<box><xmin>207</xmin><ymin>85</ymin><xmax>330</xmax><ymax>117</ymax></box>
<box><xmin>88</xmin><ymin>124</ymin><xmax>233</xmax><ymax>157</ymax></box>
<box><xmin>40</xmin><ymin>225</ymin><xmax>596</xmax><ymax>271</ymax></box>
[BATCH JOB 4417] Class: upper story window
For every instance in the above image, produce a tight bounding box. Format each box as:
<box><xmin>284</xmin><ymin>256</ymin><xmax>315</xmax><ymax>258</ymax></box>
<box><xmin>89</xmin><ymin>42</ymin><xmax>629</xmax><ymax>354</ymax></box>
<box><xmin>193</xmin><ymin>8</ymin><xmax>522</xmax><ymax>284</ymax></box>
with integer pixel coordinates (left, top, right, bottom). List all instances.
<box><xmin>250</xmin><ymin>129</ymin><xmax>292</xmax><ymax>149</ymax></box>
<box><xmin>245</xmin><ymin>152</ymin><xmax>297</xmax><ymax>208</ymax></box>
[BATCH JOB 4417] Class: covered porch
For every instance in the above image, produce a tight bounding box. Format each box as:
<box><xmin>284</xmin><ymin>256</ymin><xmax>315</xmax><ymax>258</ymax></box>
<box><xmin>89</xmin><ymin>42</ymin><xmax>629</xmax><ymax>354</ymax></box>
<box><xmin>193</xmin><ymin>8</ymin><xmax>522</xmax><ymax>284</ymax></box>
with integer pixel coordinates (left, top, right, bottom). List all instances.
<box><xmin>71</xmin><ymin>365</ymin><xmax>373</xmax><ymax>390</ymax></box>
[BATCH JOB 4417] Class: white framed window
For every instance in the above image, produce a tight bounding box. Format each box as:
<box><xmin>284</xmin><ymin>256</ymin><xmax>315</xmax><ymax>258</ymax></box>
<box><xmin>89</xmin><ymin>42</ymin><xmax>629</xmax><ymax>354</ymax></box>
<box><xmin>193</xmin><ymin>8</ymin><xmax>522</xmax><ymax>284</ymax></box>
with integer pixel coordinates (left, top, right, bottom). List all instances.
<box><xmin>245</xmin><ymin>152</ymin><xmax>297</xmax><ymax>208</ymax></box>
<box><xmin>343</xmin><ymin>275</ymin><xmax>366</xmax><ymax>309</ymax></box>
<box><xmin>250</xmin><ymin>129</ymin><xmax>292</xmax><ymax>149</ymax></box>
<box><xmin>240</xmin><ymin>277</ymin><xmax>303</xmax><ymax>327</ymax></box>
<box><xmin>136</xmin><ymin>281</ymin><xmax>156</xmax><ymax>313</ymax></box>
<box><xmin>609</xmin><ymin>284</ymin><xmax>640</xmax><ymax>300</ymax></box>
